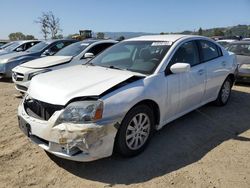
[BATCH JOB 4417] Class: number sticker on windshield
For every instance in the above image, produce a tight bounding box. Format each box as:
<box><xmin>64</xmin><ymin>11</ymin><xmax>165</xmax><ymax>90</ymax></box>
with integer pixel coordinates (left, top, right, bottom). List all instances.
<box><xmin>151</xmin><ymin>42</ymin><xmax>172</xmax><ymax>46</ymax></box>
<box><xmin>81</xmin><ymin>43</ymin><xmax>89</xmax><ymax>46</ymax></box>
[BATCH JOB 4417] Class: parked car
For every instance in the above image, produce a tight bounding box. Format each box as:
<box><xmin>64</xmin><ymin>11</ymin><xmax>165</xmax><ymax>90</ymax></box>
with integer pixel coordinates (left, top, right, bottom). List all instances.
<box><xmin>0</xmin><ymin>40</ymin><xmax>41</xmax><ymax>56</ymax></box>
<box><xmin>227</xmin><ymin>41</ymin><xmax>250</xmax><ymax>83</ymax></box>
<box><xmin>0</xmin><ymin>39</ymin><xmax>76</xmax><ymax>79</ymax></box>
<box><xmin>0</xmin><ymin>41</ymin><xmax>14</xmax><ymax>50</ymax></box>
<box><xmin>217</xmin><ymin>39</ymin><xmax>237</xmax><ymax>48</ymax></box>
<box><xmin>12</xmin><ymin>39</ymin><xmax>117</xmax><ymax>93</ymax></box>
<box><xmin>0</xmin><ymin>41</ymin><xmax>10</xmax><ymax>48</ymax></box>
<box><xmin>18</xmin><ymin>35</ymin><xmax>237</xmax><ymax>162</ymax></box>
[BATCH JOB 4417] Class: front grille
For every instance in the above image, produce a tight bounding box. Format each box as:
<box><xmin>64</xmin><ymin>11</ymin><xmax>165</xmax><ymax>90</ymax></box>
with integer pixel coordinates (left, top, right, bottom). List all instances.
<box><xmin>12</xmin><ymin>72</ymin><xmax>24</xmax><ymax>81</ymax></box>
<box><xmin>24</xmin><ymin>98</ymin><xmax>64</xmax><ymax>121</ymax></box>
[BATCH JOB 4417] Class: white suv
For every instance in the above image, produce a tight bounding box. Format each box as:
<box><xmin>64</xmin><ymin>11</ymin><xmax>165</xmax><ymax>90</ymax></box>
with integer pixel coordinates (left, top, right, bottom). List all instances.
<box><xmin>18</xmin><ymin>35</ymin><xmax>237</xmax><ymax>162</ymax></box>
<box><xmin>12</xmin><ymin>40</ymin><xmax>117</xmax><ymax>93</ymax></box>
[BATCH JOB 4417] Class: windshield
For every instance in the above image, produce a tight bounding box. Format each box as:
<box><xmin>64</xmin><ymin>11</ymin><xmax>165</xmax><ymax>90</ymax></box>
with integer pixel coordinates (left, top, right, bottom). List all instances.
<box><xmin>228</xmin><ymin>43</ymin><xmax>250</xmax><ymax>56</ymax></box>
<box><xmin>55</xmin><ymin>41</ymin><xmax>90</xmax><ymax>56</ymax></box>
<box><xmin>4</xmin><ymin>42</ymin><xmax>21</xmax><ymax>51</ymax></box>
<box><xmin>26</xmin><ymin>41</ymin><xmax>49</xmax><ymax>53</ymax></box>
<box><xmin>89</xmin><ymin>41</ymin><xmax>171</xmax><ymax>74</ymax></box>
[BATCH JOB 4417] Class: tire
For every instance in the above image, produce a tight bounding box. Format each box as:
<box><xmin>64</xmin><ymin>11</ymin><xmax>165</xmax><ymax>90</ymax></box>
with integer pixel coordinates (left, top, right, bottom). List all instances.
<box><xmin>115</xmin><ymin>104</ymin><xmax>155</xmax><ymax>157</ymax></box>
<box><xmin>214</xmin><ymin>77</ymin><xmax>232</xmax><ymax>106</ymax></box>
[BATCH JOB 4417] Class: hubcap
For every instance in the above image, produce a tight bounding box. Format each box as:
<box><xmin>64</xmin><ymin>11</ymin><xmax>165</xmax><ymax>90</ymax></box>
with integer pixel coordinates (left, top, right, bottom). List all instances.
<box><xmin>221</xmin><ymin>81</ymin><xmax>231</xmax><ymax>103</ymax></box>
<box><xmin>125</xmin><ymin>113</ymin><xmax>151</xmax><ymax>150</ymax></box>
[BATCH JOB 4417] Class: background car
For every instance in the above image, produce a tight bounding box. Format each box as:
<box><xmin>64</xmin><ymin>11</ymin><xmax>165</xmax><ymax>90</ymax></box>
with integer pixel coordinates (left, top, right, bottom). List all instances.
<box><xmin>12</xmin><ymin>39</ymin><xmax>117</xmax><ymax>93</ymax></box>
<box><xmin>0</xmin><ymin>41</ymin><xmax>10</xmax><ymax>48</ymax></box>
<box><xmin>0</xmin><ymin>39</ymin><xmax>76</xmax><ymax>79</ymax></box>
<box><xmin>227</xmin><ymin>41</ymin><xmax>250</xmax><ymax>83</ymax></box>
<box><xmin>0</xmin><ymin>41</ymin><xmax>14</xmax><ymax>50</ymax></box>
<box><xmin>217</xmin><ymin>39</ymin><xmax>237</xmax><ymax>48</ymax></box>
<box><xmin>0</xmin><ymin>40</ymin><xmax>41</xmax><ymax>56</ymax></box>
<box><xmin>18</xmin><ymin>35</ymin><xmax>237</xmax><ymax>162</ymax></box>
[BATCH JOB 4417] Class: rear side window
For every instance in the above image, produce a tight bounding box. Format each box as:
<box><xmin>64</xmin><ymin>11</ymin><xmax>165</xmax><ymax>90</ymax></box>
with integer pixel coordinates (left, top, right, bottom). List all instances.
<box><xmin>49</xmin><ymin>42</ymin><xmax>70</xmax><ymax>54</ymax></box>
<box><xmin>199</xmin><ymin>40</ymin><xmax>221</xmax><ymax>62</ymax></box>
<box><xmin>86</xmin><ymin>43</ymin><xmax>114</xmax><ymax>56</ymax></box>
<box><xmin>170</xmin><ymin>41</ymin><xmax>199</xmax><ymax>67</ymax></box>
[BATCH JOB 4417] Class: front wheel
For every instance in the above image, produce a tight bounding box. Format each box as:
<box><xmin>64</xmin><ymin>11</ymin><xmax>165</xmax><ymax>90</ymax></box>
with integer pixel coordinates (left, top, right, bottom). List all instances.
<box><xmin>115</xmin><ymin>105</ymin><xmax>154</xmax><ymax>157</ymax></box>
<box><xmin>214</xmin><ymin>77</ymin><xmax>232</xmax><ymax>106</ymax></box>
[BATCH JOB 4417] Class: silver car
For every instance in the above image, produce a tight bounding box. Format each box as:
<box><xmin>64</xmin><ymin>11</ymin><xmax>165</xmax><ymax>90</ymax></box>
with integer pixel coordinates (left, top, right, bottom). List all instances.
<box><xmin>0</xmin><ymin>40</ymin><xmax>41</xmax><ymax>56</ymax></box>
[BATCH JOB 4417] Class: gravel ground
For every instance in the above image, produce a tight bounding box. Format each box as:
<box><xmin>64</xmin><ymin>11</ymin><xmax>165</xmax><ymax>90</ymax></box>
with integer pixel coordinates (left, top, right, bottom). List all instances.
<box><xmin>0</xmin><ymin>80</ymin><xmax>249</xmax><ymax>188</ymax></box>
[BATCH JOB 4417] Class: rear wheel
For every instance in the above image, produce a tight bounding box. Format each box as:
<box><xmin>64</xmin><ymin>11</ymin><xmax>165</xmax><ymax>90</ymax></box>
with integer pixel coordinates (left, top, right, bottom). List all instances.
<box><xmin>115</xmin><ymin>105</ymin><xmax>154</xmax><ymax>157</ymax></box>
<box><xmin>214</xmin><ymin>77</ymin><xmax>232</xmax><ymax>106</ymax></box>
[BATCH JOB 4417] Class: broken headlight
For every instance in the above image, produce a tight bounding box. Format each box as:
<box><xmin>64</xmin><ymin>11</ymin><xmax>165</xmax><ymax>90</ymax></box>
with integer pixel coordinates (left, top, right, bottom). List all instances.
<box><xmin>56</xmin><ymin>100</ymin><xmax>103</xmax><ymax>124</ymax></box>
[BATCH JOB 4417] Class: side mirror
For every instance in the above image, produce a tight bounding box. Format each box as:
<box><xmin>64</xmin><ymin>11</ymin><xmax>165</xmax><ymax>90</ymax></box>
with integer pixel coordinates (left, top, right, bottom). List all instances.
<box><xmin>170</xmin><ymin>63</ymin><xmax>190</xmax><ymax>74</ymax></box>
<box><xmin>16</xmin><ymin>47</ymin><xmax>23</xmax><ymax>52</ymax></box>
<box><xmin>83</xmin><ymin>53</ymin><xmax>94</xmax><ymax>59</ymax></box>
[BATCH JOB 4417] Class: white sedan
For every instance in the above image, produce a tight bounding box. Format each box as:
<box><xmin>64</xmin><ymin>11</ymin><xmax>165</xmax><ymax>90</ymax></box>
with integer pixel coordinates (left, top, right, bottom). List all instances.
<box><xmin>18</xmin><ymin>35</ymin><xmax>237</xmax><ymax>162</ymax></box>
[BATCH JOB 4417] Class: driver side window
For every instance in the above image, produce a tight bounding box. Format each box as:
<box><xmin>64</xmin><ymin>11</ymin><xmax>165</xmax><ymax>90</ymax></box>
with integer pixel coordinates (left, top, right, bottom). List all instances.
<box><xmin>170</xmin><ymin>41</ymin><xmax>199</xmax><ymax>67</ymax></box>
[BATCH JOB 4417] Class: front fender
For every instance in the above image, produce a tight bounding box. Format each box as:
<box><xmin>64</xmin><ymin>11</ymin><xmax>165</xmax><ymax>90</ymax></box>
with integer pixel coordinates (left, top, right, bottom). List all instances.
<box><xmin>101</xmin><ymin>74</ymin><xmax>165</xmax><ymax>126</ymax></box>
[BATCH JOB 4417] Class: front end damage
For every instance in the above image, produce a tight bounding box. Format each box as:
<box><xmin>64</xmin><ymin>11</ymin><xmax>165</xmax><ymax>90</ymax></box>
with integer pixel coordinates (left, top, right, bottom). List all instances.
<box><xmin>18</xmin><ymin>102</ymin><xmax>120</xmax><ymax>162</ymax></box>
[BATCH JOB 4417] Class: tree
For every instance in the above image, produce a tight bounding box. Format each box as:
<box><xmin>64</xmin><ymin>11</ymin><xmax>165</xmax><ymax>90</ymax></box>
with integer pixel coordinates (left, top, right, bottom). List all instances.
<box><xmin>96</xmin><ymin>32</ymin><xmax>105</xmax><ymax>39</ymax></box>
<box><xmin>54</xmin><ymin>34</ymin><xmax>63</xmax><ymax>39</ymax></box>
<box><xmin>35</xmin><ymin>11</ymin><xmax>62</xmax><ymax>39</ymax></box>
<box><xmin>8</xmin><ymin>32</ymin><xmax>26</xmax><ymax>40</ymax></box>
<box><xmin>160</xmin><ymin>32</ymin><xmax>165</xmax><ymax>35</ymax></box>
<box><xmin>198</xmin><ymin>27</ymin><xmax>203</xmax><ymax>36</ymax></box>
<box><xmin>213</xmin><ymin>28</ymin><xmax>224</xmax><ymax>36</ymax></box>
<box><xmin>25</xmin><ymin>35</ymin><xmax>36</xmax><ymax>40</ymax></box>
<box><xmin>116</xmin><ymin>36</ymin><xmax>125</xmax><ymax>41</ymax></box>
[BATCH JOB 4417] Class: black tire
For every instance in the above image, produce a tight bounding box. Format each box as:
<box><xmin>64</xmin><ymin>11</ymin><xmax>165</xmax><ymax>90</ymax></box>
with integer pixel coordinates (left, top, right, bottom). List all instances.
<box><xmin>115</xmin><ymin>104</ymin><xmax>155</xmax><ymax>157</ymax></box>
<box><xmin>214</xmin><ymin>77</ymin><xmax>232</xmax><ymax>106</ymax></box>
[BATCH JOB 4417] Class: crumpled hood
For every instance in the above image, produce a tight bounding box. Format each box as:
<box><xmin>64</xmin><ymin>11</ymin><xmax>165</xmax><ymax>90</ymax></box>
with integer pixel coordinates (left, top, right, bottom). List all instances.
<box><xmin>29</xmin><ymin>65</ymin><xmax>144</xmax><ymax>105</ymax></box>
<box><xmin>0</xmin><ymin>51</ymin><xmax>32</xmax><ymax>64</ymax></box>
<box><xmin>21</xmin><ymin>56</ymin><xmax>73</xmax><ymax>69</ymax></box>
<box><xmin>236</xmin><ymin>55</ymin><xmax>250</xmax><ymax>65</ymax></box>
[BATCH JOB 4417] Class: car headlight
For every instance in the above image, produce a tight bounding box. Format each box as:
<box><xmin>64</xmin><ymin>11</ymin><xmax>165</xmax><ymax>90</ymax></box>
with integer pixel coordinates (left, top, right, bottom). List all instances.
<box><xmin>240</xmin><ymin>64</ymin><xmax>250</xmax><ymax>70</ymax></box>
<box><xmin>0</xmin><ymin>59</ymin><xmax>8</xmax><ymax>64</ymax></box>
<box><xmin>28</xmin><ymin>69</ymin><xmax>51</xmax><ymax>80</ymax></box>
<box><xmin>56</xmin><ymin>100</ymin><xmax>103</xmax><ymax>124</ymax></box>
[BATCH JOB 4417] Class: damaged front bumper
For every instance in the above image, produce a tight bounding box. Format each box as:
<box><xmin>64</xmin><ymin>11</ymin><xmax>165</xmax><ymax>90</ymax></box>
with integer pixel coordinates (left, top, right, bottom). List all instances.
<box><xmin>18</xmin><ymin>102</ymin><xmax>119</xmax><ymax>162</ymax></box>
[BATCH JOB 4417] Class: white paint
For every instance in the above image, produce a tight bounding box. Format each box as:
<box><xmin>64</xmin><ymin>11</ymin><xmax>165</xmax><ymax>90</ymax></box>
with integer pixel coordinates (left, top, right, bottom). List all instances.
<box><xmin>18</xmin><ymin>35</ymin><xmax>237</xmax><ymax>161</ymax></box>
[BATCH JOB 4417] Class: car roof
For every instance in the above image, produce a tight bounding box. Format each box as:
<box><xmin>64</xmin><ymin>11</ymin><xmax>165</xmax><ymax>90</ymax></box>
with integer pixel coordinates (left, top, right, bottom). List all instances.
<box><xmin>13</xmin><ymin>40</ymin><xmax>41</xmax><ymax>44</ymax></box>
<box><xmin>217</xmin><ymin>39</ymin><xmax>236</xmax><ymax>42</ymax></box>
<box><xmin>40</xmin><ymin>39</ymin><xmax>77</xmax><ymax>44</ymax></box>
<box><xmin>125</xmin><ymin>34</ymin><xmax>202</xmax><ymax>42</ymax></box>
<box><xmin>230</xmin><ymin>41</ymin><xmax>250</xmax><ymax>45</ymax></box>
<box><xmin>79</xmin><ymin>39</ymin><xmax>117</xmax><ymax>44</ymax></box>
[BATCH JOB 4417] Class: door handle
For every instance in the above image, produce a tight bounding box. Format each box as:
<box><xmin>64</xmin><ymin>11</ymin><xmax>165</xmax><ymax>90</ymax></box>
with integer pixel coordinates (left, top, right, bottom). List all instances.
<box><xmin>198</xmin><ymin>69</ymin><xmax>205</xmax><ymax>75</ymax></box>
<box><xmin>222</xmin><ymin>61</ymin><xmax>226</xmax><ymax>67</ymax></box>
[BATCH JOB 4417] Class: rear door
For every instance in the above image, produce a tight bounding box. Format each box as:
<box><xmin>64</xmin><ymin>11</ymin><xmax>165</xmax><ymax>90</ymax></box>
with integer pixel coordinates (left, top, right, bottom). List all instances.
<box><xmin>198</xmin><ymin>40</ymin><xmax>225</xmax><ymax>102</ymax></box>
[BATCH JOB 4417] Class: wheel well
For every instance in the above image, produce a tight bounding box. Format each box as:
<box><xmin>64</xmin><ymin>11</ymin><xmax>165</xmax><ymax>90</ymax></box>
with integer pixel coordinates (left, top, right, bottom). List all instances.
<box><xmin>227</xmin><ymin>74</ymin><xmax>235</xmax><ymax>86</ymax></box>
<box><xmin>132</xmin><ymin>99</ymin><xmax>160</xmax><ymax>129</ymax></box>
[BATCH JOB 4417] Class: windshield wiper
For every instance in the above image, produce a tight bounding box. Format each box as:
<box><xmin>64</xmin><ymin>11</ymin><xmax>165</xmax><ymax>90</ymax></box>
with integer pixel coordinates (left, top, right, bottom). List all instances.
<box><xmin>106</xmin><ymin>65</ymin><xmax>125</xmax><ymax>70</ymax></box>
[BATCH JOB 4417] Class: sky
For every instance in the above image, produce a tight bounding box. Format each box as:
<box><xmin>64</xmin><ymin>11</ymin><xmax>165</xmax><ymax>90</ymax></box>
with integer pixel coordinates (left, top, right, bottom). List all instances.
<box><xmin>0</xmin><ymin>0</ymin><xmax>250</xmax><ymax>39</ymax></box>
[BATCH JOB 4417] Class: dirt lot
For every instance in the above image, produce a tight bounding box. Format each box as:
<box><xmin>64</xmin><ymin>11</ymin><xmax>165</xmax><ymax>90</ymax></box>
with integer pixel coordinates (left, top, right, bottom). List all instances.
<box><xmin>0</xmin><ymin>80</ymin><xmax>249</xmax><ymax>188</ymax></box>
